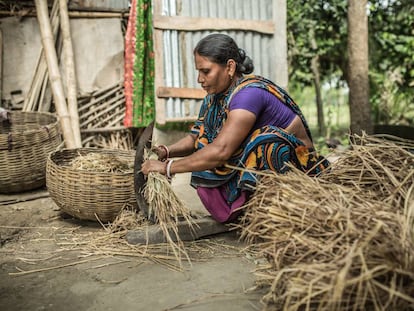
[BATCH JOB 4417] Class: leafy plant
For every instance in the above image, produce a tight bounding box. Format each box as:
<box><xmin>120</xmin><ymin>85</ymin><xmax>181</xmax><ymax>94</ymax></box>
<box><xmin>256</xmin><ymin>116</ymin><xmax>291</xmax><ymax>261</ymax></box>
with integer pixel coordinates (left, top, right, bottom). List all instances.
<box><xmin>371</xmin><ymin>68</ymin><xmax>414</xmax><ymax>125</ymax></box>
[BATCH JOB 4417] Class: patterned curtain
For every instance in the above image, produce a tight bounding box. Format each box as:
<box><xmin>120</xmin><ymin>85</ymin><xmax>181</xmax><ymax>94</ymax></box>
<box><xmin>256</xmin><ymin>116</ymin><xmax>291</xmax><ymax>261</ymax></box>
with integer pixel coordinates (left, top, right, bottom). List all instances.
<box><xmin>124</xmin><ymin>0</ymin><xmax>155</xmax><ymax>127</ymax></box>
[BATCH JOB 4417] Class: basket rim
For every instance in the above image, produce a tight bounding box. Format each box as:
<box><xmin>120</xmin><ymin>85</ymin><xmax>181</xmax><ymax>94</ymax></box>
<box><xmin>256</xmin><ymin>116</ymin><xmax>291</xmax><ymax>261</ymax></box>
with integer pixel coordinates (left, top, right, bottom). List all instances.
<box><xmin>48</xmin><ymin>147</ymin><xmax>135</xmax><ymax>176</ymax></box>
<box><xmin>0</xmin><ymin>111</ymin><xmax>59</xmax><ymax>135</ymax></box>
<box><xmin>0</xmin><ymin>111</ymin><xmax>60</xmax><ymax>151</ymax></box>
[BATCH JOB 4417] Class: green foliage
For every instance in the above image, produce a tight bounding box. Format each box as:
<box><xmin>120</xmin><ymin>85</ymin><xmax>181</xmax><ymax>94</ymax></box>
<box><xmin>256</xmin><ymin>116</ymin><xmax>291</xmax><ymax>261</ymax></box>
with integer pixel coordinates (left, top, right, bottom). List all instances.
<box><xmin>290</xmin><ymin>84</ymin><xmax>350</xmax><ymax>154</ymax></box>
<box><xmin>287</xmin><ymin>0</ymin><xmax>348</xmax><ymax>87</ymax></box>
<box><xmin>368</xmin><ymin>0</ymin><xmax>414</xmax><ymax>125</ymax></box>
<box><xmin>371</xmin><ymin>68</ymin><xmax>414</xmax><ymax>125</ymax></box>
<box><xmin>156</xmin><ymin>121</ymin><xmax>193</xmax><ymax>132</ymax></box>
<box><xmin>287</xmin><ymin>0</ymin><xmax>414</xmax><ymax>127</ymax></box>
<box><xmin>369</xmin><ymin>0</ymin><xmax>414</xmax><ymax>90</ymax></box>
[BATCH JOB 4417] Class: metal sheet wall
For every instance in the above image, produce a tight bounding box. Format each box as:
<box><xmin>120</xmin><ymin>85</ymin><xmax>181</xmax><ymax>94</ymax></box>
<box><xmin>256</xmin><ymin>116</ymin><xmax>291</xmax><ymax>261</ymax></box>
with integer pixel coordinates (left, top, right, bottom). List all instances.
<box><xmin>160</xmin><ymin>0</ymin><xmax>276</xmax><ymax>120</ymax></box>
<box><xmin>69</xmin><ymin>0</ymin><xmax>129</xmax><ymax>11</ymax></box>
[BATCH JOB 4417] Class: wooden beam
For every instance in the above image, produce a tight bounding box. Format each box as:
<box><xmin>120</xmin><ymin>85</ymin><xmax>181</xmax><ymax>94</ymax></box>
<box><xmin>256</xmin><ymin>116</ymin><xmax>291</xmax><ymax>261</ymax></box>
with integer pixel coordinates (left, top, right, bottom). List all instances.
<box><xmin>156</xmin><ymin>87</ymin><xmax>206</xmax><ymax>99</ymax></box>
<box><xmin>164</xmin><ymin>117</ymin><xmax>197</xmax><ymax>123</ymax></box>
<box><xmin>126</xmin><ymin>216</ymin><xmax>230</xmax><ymax>245</ymax></box>
<box><xmin>153</xmin><ymin>15</ymin><xmax>275</xmax><ymax>35</ymax></box>
<box><xmin>80</xmin><ymin>126</ymin><xmax>127</xmax><ymax>133</ymax></box>
<box><xmin>0</xmin><ymin>10</ymin><xmax>128</xmax><ymax>18</ymax></box>
<box><xmin>273</xmin><ymin>0</ymin><xmax>288</xmax><ymax>88</ymax></box>
<box><xmin>153</xmin><ymin>0</ymin><xmax>166</xmax><ymax>125</ymax></box>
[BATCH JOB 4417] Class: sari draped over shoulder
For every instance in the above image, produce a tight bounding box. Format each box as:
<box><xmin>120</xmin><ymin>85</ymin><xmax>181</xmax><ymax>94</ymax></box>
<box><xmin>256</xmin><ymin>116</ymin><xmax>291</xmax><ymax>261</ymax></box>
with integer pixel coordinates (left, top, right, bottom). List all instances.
<box><xmin>190</xmin><ymin>75</ymin><xmax>330</xmax><ymax>222</ymax></box>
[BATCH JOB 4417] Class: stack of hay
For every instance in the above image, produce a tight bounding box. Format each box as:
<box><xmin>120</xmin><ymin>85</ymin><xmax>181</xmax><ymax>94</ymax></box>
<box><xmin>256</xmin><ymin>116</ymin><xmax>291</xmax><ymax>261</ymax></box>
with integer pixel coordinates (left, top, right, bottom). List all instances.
<box><xmin>239</xmin><ymin>134</ymin><xmax>414</xmax><ymax>310</ymax></box>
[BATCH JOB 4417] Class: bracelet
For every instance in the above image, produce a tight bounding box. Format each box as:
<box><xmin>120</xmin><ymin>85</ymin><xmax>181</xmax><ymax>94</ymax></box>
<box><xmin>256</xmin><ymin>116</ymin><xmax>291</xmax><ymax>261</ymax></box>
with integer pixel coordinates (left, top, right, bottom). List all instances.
<box><xmin>166</xmin><ymin>159</ymin><xmax>174</xmax><ymax>179</ymax></box>
<box><xmin>158</xmin><ymin>144</ymin><xmax>170</xmax><ymax>159</ymax></box>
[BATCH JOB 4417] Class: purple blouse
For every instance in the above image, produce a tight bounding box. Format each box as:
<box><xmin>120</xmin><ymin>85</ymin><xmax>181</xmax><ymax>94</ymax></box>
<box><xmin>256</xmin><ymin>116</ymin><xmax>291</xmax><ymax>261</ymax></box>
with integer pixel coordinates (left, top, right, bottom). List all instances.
<box><xmin>229</xmin><ymin>87</ymin><xmax>296</xmax><ymax>130</ymax></box>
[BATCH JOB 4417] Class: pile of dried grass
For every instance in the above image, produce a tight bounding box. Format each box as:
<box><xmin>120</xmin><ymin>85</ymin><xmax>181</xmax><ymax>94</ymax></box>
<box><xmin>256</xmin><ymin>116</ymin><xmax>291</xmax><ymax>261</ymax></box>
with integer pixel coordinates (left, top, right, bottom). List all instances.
<box><xmin>105</xmin><ymin>204</ymin><xmax>149</xmax><ymax>234</ymax></box>
<box><xmin>143</xmin><ymin>151</ymin><xmax>196</xmax><ymax>265</ymax></box>
<box><xmin>321</xmin><ymin>134</ymin><xmax>414</xmax><ymax>205</ymax></box>
<box><xmin>239</xmin><ymin>134</ymin><xmax>414</xmax><ymax>310</ymax></box>
<box><xmin>70</xmin><ymin>152</ymin><xmax>133</xmax><ymax>173</ymax></box>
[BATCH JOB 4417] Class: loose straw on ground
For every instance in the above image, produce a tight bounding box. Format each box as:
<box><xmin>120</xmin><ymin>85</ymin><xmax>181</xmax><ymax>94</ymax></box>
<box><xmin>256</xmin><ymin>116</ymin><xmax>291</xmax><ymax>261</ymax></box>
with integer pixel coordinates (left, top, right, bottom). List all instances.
<box><xmin>238</xmin><ymin>133</ymin><xmax>414</xmax><ymax>310</ymax></box>
<box><xmin>4</xmin><ymin>205</ymin><xmax>239</xmax><ymax>276</ymax></box>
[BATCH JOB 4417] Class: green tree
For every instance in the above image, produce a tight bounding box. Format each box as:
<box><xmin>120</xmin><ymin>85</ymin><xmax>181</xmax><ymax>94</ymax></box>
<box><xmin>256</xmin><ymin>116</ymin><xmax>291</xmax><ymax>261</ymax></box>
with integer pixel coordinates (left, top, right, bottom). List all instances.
<box><xmin>287</xmin><ymin>0</ymin><xmax>348</xmax><ymax>136</ymax></box>
<box><xmin>287</xmin><ymin>0</ymin><xmax>414</xmax><ymax>132</ymax></box>
<box><xmin>369</xmin><ymin>0</ymin><xmax>414</xmax><ymax>125</ymax></box>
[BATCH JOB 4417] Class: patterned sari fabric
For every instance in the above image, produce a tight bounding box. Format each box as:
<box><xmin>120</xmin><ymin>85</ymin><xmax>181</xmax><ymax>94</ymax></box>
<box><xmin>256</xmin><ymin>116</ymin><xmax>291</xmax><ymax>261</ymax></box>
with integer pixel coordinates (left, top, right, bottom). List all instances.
<box><xmin>191</xmin><ymin>75</ymin><xmax>329</xmax><ymax>221</ymax></box>
<box><xmin>124</xmin><ymin>0</ymin><xmax>155</xmax><ymax>128</ymax></box>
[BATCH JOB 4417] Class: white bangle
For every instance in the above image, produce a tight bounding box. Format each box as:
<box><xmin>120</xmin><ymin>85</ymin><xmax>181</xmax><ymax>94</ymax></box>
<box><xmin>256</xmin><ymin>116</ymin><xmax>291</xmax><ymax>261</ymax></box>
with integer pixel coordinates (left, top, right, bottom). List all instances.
<box><xmin>158</xmin><ymin>144</ymin><xmax>170</xmax><ymax>159</ymax></box>
<box><xmin>166</xmin><ymin>159</ymin><xmax>174</xmax><ymax>179</ymax></box>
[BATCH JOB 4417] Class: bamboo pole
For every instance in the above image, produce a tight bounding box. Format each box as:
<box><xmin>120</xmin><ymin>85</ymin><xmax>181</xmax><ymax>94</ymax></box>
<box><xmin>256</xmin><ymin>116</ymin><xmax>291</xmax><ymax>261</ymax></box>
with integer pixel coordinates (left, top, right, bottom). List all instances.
<box><xmin>59</xmin><ymin>0</ymin><xmax>82</xmax><ymax>147</ymax></box>
<box><xmin>34</xmin><ymin>0</ymin><xmax>76</xmax><ymax>148</ymax></box>
<box><xmin>23</xmin><ymin>0</ymin><xmax>59</xmax><ymax>112</ymax></box>
<box><xmin>0</xmin><ymin>29</ymin><xmax>2</xmax><ymax>102</ymax></box>
<box><xmin>38</xmin><ymin>0</ymin><xmax>61</xmax><ymax>112</ymax></box>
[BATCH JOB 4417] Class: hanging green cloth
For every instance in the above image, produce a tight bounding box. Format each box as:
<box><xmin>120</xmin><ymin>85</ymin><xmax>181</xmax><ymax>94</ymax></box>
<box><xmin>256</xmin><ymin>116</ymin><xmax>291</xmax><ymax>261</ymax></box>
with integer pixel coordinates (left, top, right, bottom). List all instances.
<box><xmin>124</xmin><ymin>0</ymin><xmax>155</xmax><ymax>127</ymax></box>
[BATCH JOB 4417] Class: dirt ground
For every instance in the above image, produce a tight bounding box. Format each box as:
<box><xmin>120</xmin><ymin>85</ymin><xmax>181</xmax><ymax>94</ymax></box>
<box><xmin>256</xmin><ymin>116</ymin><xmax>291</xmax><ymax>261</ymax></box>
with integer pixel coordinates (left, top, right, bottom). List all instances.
<box><xmin>0</xmin><ymin>174</ymin><xmax>266</xmax><ymax>311</ymax></box>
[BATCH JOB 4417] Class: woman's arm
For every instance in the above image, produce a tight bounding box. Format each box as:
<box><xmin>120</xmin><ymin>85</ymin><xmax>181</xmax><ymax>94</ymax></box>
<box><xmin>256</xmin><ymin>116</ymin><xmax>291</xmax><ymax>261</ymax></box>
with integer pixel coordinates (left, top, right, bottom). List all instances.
<box><xmin>152</xmin><ymin>133</ymin><xmax>197</xmax><ymax>161</ymax></box>
<box><xmin>141</xmin><ymin>109</ymin><xmax>256</xmax><ymax>175</ymax></box>
<box><xmin>168</xmin><ymin>133</ymin><xmax>197</xmax><ymax>157</ymax></box>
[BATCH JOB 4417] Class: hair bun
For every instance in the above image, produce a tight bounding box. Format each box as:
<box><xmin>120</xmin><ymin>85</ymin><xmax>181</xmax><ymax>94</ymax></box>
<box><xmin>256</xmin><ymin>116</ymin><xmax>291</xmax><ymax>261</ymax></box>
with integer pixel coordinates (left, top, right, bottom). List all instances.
<box><xmin>238</xmin><ymin>48</ymin><xmax>246</xmax><ymax>62</ymax></box>
<box><xmin>237</xmin><ymin>48</ymin><xmax>254</xmax><ymax>74</ymax></box>
<box><xmin>241</xmin><ymin>56</ymin><xmax>254</xmax><ymax>74</ymax></box>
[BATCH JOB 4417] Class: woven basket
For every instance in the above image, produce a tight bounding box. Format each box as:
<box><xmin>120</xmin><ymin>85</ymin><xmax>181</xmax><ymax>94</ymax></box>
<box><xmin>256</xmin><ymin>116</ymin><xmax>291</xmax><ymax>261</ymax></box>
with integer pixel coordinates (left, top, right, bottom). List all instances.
<box><xmin>46</xmin><ymin>148</ymin><xmax>137</xmax><ymax>222</ymax></box>
<box><xmin>0</xmin><ymin>111</ymin><xmax>62</xmax><ymax>193</ymax></box>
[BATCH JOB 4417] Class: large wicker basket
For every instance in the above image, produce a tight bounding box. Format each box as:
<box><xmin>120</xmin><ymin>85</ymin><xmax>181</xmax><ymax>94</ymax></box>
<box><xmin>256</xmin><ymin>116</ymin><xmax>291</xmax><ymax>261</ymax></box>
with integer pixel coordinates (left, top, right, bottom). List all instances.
<box><xmin>46</xmin><ymin>148</ymin><xmax>137</xmax><ymax>222</ymax></box>
<box><xmin>0</xmin><ymin>111</ymin><xmax>62</xmax><ymax>193</ymax></box>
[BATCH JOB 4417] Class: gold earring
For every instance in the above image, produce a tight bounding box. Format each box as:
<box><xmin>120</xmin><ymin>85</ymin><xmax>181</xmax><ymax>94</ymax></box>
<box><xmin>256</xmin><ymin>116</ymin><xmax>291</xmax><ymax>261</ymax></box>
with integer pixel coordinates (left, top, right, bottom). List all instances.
<box><xmin>229</xmin><ymin>74</ymin><xmax>233</xmax><ymax>80</ymax></box>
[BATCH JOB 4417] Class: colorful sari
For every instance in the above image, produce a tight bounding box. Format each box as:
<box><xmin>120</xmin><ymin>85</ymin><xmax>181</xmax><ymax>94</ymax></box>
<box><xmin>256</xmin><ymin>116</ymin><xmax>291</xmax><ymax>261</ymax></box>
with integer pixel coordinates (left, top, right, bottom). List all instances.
<box><xmin>124</xmin><ymin>0</ymin><xmax>155</xmax><ymax>128</ymax></box>
<box><xmin>190</xmin><ymin>75</ymin><xmax>330</xmax><ymax>222</ymax></box>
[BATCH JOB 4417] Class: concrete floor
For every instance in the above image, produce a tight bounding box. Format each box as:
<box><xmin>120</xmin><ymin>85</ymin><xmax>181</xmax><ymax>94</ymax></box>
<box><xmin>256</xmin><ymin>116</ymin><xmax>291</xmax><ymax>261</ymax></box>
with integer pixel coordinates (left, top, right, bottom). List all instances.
<box><xmin>0</xmin><ymin>170</ymin><xmax>264</xmax><ymax>311</ymax></box>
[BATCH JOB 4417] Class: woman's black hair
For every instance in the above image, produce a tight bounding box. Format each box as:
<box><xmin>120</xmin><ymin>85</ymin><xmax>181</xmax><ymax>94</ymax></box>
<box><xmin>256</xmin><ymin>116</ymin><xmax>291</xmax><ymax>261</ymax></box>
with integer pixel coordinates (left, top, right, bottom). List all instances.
<box><xmin>194</xmin><ymin>33</ymin><xmax>254</xmax><ymax>74</ymax></box>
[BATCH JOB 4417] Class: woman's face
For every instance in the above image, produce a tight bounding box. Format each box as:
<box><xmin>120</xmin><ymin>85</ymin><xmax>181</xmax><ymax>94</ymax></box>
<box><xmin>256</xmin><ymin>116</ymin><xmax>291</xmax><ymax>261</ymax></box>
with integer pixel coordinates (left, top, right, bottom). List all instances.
<box><xmin>194</xmin><ymin>53</ymin><xmax>233</xmax><ymax>95</ymax></box>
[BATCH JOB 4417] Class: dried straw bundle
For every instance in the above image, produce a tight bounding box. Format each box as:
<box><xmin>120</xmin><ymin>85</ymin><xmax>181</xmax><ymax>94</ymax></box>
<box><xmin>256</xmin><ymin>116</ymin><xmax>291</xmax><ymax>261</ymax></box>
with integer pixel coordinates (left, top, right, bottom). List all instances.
<box><xmin>238</xmin><ymin>134</ymin><xmax>414</xmax><ymax>310</ymax></box>
<box><xmin>321</xmin><ymin>134</ymin><xmax>414</xmax><ymax>206</ymax></box>
<box><xmin>106</xmin><ymin>204</ymin><xmax>149</xmax><ymax>234</ymax></box>
<box><xmin>143</xmin><ymin>152</ymin><xmax>196</xmax><ymax>265</ymax></box>
<box><xmin>70</xmin><ymin>152</ymin><xmax>133</xmax><ymax>173</ymax></box>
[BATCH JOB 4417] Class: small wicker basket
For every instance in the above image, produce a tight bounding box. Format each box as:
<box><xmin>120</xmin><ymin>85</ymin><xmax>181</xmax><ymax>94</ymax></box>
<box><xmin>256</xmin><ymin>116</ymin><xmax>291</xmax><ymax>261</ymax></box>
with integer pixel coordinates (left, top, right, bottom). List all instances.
<box><xmin>46</xmin><ymin>148</ymin><xmax>137</xmax><ymax>222</ymax></box>
<box><xmin>0</xmin><ymin>111</ymin><xmax>62</xmax><ymax>193</ymax></box>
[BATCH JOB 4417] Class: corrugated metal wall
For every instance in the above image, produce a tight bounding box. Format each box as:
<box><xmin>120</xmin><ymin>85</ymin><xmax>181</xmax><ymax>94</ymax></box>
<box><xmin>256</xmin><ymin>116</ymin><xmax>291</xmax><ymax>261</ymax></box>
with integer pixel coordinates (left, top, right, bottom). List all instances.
<box><xmin>160</xmin><ymin>0</ymin><xmax>277</xmax><ymax>120</ymax></box>
<box><xmin>69</xmin><ymin>0</ymin><xmax>129</xmax><ymax>11</ymax></box>
<box><xmin>180</xmin><ymin>0</ymin><xmax>275</xmax><ymax>86</ymax></box>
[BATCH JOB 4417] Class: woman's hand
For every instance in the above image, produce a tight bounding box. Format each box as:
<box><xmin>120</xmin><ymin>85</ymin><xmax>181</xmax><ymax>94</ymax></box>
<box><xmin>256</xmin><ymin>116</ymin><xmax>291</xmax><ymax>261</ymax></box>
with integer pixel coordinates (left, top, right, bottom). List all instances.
<box><xmin>151</xmin><ymin>145</ymin><xmax>169</xmax><ymax>161</ymax></box>
<box><xmin>141</xmin><ymin>159</ymin><xmax>167</xmax><ymax>176</ymax></box>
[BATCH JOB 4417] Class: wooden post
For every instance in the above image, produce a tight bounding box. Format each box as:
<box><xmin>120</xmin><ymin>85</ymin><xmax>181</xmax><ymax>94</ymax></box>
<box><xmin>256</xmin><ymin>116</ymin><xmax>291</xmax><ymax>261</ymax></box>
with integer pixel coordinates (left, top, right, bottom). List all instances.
<box><xmin>34</xmin><ymin>0</ymin><xmax>76</xmax><ymax>148</ymax></box>
<box><xmin>153</xmin><ymin>0</ymin><xmax>166</xmax><ymax>125</ymax></box>
<box><xmin>59</xmin><ymin>0</ymin><xmax>82</xmax><ymax>147</ymax></box>
<box><xmin>348</xmin><ymin>0</ymin><xmax>372</xmax><ymax>135</ymax></box>
<box><xmin>126</xmin><ymin>216</ymin><xmax>230</xmax><ymax>245</ymax></box>
<box><xmin>273</xmin><ymin>0</ymin><xmax>288</xmax><ymax>89</ymax></box>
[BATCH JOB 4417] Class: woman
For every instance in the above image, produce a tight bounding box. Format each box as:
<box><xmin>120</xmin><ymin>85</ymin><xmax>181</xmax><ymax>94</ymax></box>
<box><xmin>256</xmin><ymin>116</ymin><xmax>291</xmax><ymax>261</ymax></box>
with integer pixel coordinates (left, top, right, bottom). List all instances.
<box><xmin>141</xmin><ymin>33</ymin><xmax>329</xmax><ymax>223</ymax></box>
